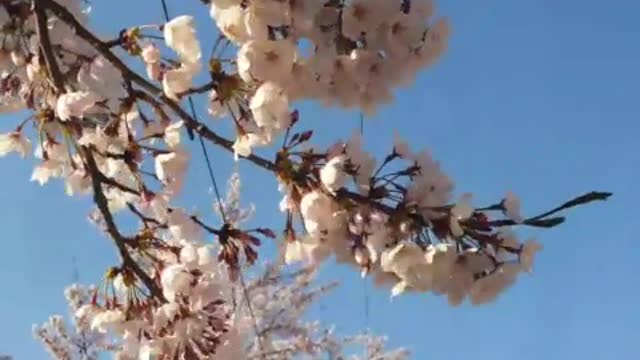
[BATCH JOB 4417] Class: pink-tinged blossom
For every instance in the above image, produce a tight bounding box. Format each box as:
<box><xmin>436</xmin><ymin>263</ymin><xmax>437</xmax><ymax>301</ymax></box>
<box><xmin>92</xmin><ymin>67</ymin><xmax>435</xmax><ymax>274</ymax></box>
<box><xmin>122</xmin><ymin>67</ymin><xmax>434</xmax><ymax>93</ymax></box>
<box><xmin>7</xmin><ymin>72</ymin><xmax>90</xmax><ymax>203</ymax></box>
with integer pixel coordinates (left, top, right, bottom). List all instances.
<box><xmin>141</xmin><ymin>43</ymin><xmax>160</xmax><ymax>64</ymax></box>
<box><xmin>341</xmin><ymin>0</ymin><xmax>389</xmax><ymax>41</ymax></box>
<box><xmin>470</xmin><ymin>263</ymin><xmax>520</xmax><ymax>305</ymax></box>
<box><xmin>64</xmin><ymin>168</ymin><xmax>91</xmax><ymax>196</ymax></box>
<box><xmin>209</xmin><ymin>4</ymin><xmax>249</xmax><ymax>45</ymax></box>
<box><xmin>237</xmin><ymin>39</ymin><xmax>296</xmax><ymax>84</ymax></box>
<box><xmin>0</xmin><ymin>132</ymin><xmax>31</xmax><ymax>158</ymax></box>
<box><xmin>56</xmin><ymin>91</ymin><xmax>100</xmax><ymax>121</ymax></box>
<box><xmin>167</xmin><ymin>208</ymin><xmax>202</xmax><ymax>243</ymax></box>
<box><xmin>450</xmin><ymin>193</ymin><xmax>474</xmax><ymax>237</ymax></box>
<box><xmin>520</xmin><ymin>240</ymin><xmax>543</xmax><ymax>273</ymax></box>
<box><xmin>244</xmin><ymin>1</ymin><xmax>290</xmax><ymax>41</ymax></box>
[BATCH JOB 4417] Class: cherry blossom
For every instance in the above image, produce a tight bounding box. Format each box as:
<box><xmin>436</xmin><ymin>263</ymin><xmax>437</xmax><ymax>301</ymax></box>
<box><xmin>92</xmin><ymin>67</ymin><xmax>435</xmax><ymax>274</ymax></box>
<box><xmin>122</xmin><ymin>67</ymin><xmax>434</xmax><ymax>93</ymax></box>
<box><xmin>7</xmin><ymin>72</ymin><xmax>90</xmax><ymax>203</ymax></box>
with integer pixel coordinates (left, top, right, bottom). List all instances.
<box><xmin>164</xmin><ymin>15</ymin><xmax>201</xmax><ymax>64</ymax></box>
<box><xmin>0</xmin><ymin>132</ymin><xmax>31</xmax><ymax>158</ymax></box>
<box><xmin>0</xmin><ymin>0</ymin><xmax>609</xmax><ymax>358</ymax></box>
<box><xmin>504</xmin><ymin>191</ymin><xmax>524</xmax><ymax>223</ymax></box>
<box><xmin>56</xmin><ymin>91</ymin><xmax>100</xmax><ymax>121</ymax></box>
<box><xmin>320</xmin><ymin>155</ymin><xmax>348</xmax><ymax>193</ymax></box>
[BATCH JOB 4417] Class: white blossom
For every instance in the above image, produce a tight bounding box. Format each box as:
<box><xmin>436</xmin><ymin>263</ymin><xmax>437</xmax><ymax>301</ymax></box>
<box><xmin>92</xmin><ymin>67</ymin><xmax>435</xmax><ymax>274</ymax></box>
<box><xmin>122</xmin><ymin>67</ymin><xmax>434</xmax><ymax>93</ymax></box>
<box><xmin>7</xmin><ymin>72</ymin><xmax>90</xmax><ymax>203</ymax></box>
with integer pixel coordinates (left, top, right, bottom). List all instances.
<box><xmin>164</xmin><ymin>15</ymin><xmax>201</xmax><ymax>64</ymax></box>
<box><xmin>249</xmin><ymin>81</ymin><xmax>290</xmax><ymax>132</ymax></box>
<box><xmin>0</xmin><ymin>132</ymin><xmax>31</xmax><ymax>158</ymax></box>
<box><xmin>77</xmin><ymin>56</ymin><xmax>126</xmax><ymax>105</ymax></box>
<box><xmin>162</xmin><ymin>62</ymin><xmax>200</xmax><ymax>100</ymax></box>
<box><xmin>163</xmin><ymin>121</ymin><xmax>183</xmax><ymax>149</ymax></box>
<box><xmin>232</xmin><ymin>132</ymin><xmax>269</xmax><ymax>159</ymax></box>
<box><xmin>155</xmin><ymin>148</ymin><xmax>189</xmax><ymax>194</ymax></box>
<box><xmin>90</xmin><ymin>309</ymin><xmax>125</xmax><ymax>333</ymax></box>
<box><xmin>167</xmin><ymin>208</ymin><xmax>202</xmax><ymax>243</ymax></box>
<box><xmin>31</xmin><ymin>160</ymin><xmax>64</xmax><ymax>186</ymax></box>
<box><xmin>300</xmin><ymin>190</ymin><xmax>336</xmax><ymax>235</ymax></box>
<box><xmin>285</xmin><ymin>239</ymin><xmax>329</xmax><ymax>265</ymax></box>
<box><xmin>160</xmin><ymin>264</ymin><xmax>193</xmax><ymax>302</ymax></box>
<box><xmin>320</xmin><ymin>155</ymin><xmax>348</xmax><ymax>193</ymax></box>
<box><xmin>210</xmin><ymin>3</ymin><xmax>249</xmax><ymax>45</ymax></box>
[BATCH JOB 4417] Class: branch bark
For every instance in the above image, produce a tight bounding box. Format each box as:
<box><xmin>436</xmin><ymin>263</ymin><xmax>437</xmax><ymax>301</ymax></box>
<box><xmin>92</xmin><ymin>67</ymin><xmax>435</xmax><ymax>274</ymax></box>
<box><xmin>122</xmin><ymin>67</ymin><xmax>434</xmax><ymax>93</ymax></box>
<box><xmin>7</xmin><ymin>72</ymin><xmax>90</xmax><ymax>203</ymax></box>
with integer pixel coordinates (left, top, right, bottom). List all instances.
<box><xmin>82</xmin><ymin>147</ymin><xmax>166</xmax><ymax>302</ymax></box>
<box><xmin>33</xmin><ymin>0</ymin><xmax>65</xmax><ymax>92</ymax></box>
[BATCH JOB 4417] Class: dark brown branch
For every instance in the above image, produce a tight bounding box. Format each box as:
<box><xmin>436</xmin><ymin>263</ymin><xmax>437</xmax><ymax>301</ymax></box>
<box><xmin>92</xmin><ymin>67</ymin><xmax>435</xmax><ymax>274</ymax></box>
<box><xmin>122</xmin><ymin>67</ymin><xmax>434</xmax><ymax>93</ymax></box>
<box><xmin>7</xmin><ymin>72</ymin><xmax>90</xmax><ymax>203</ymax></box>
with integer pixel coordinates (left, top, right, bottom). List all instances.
<box><xmin>529</xmin><ymin>191</ymin><xmax>612</xmax><ymax>221</ymax></box>
<box><xmin>82</xmin><ymin>147</ymin><xmax>166</xmax><ymax>302</ymax></box>
<box><xmin>189</xmin><ymin>215</ymin><xmax>221</xmax><ymax>235</ymax></box>
<box><xmin>486</xmin><ymin>191</ymin><xmax>612</xmax><ymax>228</ymax></box>
<box><xmin>127</xmin><ymin>203</ymin><xmax>167</xmax><ymax>228</ymax></box>
<box><xmin>33</xmin><ymin>1</ymin><xmax>65</xmax><ymax>92</ymax></box>
<box><xmin>98</xmin><ymin>173</ymin><xmax>141</xmax><ymax>195</ymax></box>
<box><xmin>178</xmin><ymin>81</ymin><xmax>216</xmax><ymax>97</ymax></box>
<box><xmin>335</xmin><ymin>188</ymin><xmax>396</xmax><ymax>214</ymax></box>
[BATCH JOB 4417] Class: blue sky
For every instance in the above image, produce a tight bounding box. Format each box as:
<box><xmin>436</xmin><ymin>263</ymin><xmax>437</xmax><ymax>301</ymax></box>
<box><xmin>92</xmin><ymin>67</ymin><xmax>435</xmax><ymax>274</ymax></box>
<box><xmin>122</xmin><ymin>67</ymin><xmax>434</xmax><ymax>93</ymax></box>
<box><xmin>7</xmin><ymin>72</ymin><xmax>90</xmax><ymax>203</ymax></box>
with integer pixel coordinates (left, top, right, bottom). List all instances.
<box><xmin>2</xmin><ymin>0</ymin><xmax>639</xmax><ymax>358</ymax></box>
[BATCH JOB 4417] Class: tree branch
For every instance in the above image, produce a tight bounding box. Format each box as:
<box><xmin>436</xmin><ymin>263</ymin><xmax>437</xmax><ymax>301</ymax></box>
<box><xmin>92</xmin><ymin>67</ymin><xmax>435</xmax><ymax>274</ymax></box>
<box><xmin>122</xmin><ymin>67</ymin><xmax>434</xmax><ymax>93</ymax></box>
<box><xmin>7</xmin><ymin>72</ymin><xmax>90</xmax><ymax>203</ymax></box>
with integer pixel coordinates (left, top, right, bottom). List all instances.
<box><xmin>37</xmin><ymin>0</ymin><xmax>610</xmax><ymax>241</ymax></box>
<box><xmin>39</xmin><ymin>0</ymin><xmax>280</xmax><ymax>173</ymax></box>
<box><xmin>82</xmin><ymin>147</ymin><xmax>166</xmax><ymax>302</ymax></box>
<box><xmin>486</xmin><ymin>191</ymin><xmax>612</xmax><ymax>228</ymax></box>
<box><xmin>33</xmin><ymin>0</ymin><xmax>65</xmax><ymax>92</ymax></box>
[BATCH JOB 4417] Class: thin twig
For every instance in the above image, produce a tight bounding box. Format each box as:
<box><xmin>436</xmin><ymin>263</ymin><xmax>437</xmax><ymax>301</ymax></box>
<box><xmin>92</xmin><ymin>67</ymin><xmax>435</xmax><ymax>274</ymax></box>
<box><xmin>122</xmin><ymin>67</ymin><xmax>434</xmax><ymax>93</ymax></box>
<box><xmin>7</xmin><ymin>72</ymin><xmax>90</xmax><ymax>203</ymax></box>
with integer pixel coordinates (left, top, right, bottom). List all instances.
<box><xmin>487</xmin><ymin>191</ymin><xmax>612</xmax><ymax>228</ymax></box>
<box><xmin>529</xmin><ymin>191</ymin><xmax>612</xmax><ymax>221</ymax></box>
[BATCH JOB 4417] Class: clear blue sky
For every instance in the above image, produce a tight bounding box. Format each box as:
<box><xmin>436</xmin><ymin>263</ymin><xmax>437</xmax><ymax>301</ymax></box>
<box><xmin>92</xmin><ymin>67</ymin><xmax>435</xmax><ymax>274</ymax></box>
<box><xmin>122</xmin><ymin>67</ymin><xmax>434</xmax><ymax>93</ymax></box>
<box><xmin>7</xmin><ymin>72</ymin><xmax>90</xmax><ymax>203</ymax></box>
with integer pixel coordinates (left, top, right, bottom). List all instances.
<box><xmin>2</xmin><ymin>0</ymin><xmax>639</xmax><ymax>358</ymax></box>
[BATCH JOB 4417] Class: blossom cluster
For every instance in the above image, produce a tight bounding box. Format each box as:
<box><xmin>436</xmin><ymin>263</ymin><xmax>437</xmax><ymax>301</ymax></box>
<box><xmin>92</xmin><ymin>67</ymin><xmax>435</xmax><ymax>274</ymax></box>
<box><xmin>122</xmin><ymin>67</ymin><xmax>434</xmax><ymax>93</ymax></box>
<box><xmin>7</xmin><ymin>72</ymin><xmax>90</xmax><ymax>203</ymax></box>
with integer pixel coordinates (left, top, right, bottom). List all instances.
<box><xmin>36</xmin><ymin>260</ymin><xmax>410</xmax><ymax>360</ymax></box>
<box><xmin>276</xmin><ymin>131</ymin><xmax>546</xmax><ymax>305</ymax></box>
<box><xmin>0</xmin><ymin>0</ymin><xmax>608</xmax><ymax>358</ymax></box>
<box><xmin>167</xmin><ymin>0</ymin><xmax>449</xmax><ymax>157</ymax></box>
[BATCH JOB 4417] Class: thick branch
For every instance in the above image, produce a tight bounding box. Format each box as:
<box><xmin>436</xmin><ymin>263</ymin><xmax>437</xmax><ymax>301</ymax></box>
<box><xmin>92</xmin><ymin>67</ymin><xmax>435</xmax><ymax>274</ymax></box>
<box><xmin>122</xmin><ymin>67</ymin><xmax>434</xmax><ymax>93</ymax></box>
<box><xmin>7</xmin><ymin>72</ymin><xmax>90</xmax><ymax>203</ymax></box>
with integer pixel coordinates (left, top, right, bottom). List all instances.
<box><xmin>33</xmin><ymin>1</ymin><xmax>65</xmax><ymax>92</ymax></box>
<box><xmin>82</xmin><ymin>147</ymin><xmax>166</xmax><ymax>302</ymax></box>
